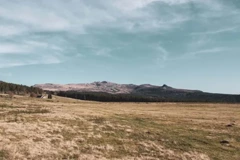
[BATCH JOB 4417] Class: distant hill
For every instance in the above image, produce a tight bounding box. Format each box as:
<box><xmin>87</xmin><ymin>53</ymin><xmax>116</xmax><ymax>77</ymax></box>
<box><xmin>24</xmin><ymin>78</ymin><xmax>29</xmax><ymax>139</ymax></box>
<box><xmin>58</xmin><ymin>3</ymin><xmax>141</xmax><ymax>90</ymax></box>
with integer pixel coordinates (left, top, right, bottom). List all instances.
<box><xmin>34</xmin><ymin>81</ymin><xmax>202</xmax><ymax>94</ymax></box>
<box><xmin>34</xmin><ymin>81</ymin><xmax>137</xmax><ymax>93</ymax></box>
<box><xmin>35</xmin><ymin>81</ymin><xmax>240</xmax><ymax>103</ymax></box>
<box><xmin>0</xmin><ymin>81</ymin><xmax>42</xmax><ymax>94</ymax></box>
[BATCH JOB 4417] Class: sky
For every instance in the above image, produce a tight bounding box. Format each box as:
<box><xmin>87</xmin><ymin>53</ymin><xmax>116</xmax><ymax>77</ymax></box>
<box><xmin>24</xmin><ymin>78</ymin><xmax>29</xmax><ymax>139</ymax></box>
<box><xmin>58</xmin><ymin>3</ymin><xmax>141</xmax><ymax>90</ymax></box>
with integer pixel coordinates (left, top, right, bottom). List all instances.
<box><xmin>0</xmin><ymin>0</ymin><xmax>240</xmax><ymax>94</ymax></box>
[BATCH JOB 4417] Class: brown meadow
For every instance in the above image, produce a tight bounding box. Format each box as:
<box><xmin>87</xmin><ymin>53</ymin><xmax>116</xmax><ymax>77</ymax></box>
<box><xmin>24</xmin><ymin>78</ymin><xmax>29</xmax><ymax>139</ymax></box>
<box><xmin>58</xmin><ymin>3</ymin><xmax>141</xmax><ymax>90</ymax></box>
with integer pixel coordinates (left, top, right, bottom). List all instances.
<box><xmin>0</xmin><ymin>94</ymin><xmax>240</xmax><ymax>160</ymax></box>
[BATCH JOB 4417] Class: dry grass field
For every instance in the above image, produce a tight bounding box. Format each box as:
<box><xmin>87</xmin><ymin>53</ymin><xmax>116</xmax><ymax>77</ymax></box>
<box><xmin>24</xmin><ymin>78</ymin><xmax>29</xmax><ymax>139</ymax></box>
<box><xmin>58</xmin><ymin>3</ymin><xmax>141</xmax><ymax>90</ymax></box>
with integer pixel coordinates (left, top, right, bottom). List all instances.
<box><xmin>0</xmin><ymin>94</ymin><xmax>240</xmax><ymax>160</ymax></box>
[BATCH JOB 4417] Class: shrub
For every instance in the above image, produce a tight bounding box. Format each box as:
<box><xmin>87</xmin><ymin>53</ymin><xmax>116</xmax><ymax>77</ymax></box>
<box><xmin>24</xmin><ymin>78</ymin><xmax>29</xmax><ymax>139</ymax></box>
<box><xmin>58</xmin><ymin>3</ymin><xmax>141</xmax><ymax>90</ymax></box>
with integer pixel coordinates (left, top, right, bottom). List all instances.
<box><xmin>48</xmin><ymin>94</ymin><xmax>52</xmax><ymax>99</ymax></box>
<box><xmin>30</xmin><ymin>92</ymin><xmax>37</xmax><ymax>98</ymax></box>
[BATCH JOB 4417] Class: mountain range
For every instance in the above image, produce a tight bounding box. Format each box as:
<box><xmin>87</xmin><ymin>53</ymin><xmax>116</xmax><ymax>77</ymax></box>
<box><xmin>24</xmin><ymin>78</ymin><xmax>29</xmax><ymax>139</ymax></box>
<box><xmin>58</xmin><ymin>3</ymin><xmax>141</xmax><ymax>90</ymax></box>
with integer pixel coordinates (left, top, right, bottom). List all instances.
<box><xmin>34</xmin><ymin>81</ymin><xmax>240</xmax><ymax>103</ymax></box>
<box><xmin>0</xmin><ymin>80</ymin><xmax>238</xmax><ymax>103</ymax></box>
<box><xmin>34</xmin><ymin>81</ymin><xmax>202</xmax><ymax>95</ymax></box>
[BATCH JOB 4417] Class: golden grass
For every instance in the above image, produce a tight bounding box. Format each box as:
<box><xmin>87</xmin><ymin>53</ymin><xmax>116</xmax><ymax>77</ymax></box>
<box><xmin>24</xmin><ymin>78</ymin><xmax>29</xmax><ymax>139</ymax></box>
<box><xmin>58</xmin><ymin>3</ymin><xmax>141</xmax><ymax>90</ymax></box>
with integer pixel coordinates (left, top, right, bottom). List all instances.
<box><xmin>0</xmin><ymin>94</ymin><xmax>240</xmax><ymax>160</ymax></box>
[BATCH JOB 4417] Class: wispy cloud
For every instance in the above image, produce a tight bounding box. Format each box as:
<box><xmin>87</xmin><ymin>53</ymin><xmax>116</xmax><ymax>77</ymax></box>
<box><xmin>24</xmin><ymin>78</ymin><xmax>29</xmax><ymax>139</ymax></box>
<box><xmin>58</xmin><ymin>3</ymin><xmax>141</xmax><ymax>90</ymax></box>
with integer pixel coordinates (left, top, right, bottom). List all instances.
<box><xmin>0</xmin><ymin>41</ymin><xmax>64</xmax><ymax>55</ymax></box>
<box><xmin>24</xmin><ymin>40</ymin><xmax>64</xmax><ymax>51</ymax></box>
<box><xmin>0</xmin><ymin>2</ymin><xmax>72</xmax><ymax>33</ymax></box>
<box><xmin>0</xmin><ymin>43</ymin><xmax>31</xmax><ymax>54</ymax></box>
<box><xmin>0</xmin><ymin>55</ymin><xmax>62</xmax><ymax>69</ymax></box>
<box><xmin>151</xmin><ymin>44</ymin><xmax>170</xmax><ymax>68</ymax></box>
<box><xmin>0</xmin><ymin>0</ymin><xmax>239</xmax><ymax>69</ymax></box>
<box><xmin>191</xmin><ymin>26</ymin><xmax>239</xmax><ymax>35</ymax></box>
<box><xmin>95</xmin><ymin>48</ymin><xmax>112</xmax><ymax>57</ymax></box>
<box><xmin>113</xmin><ymin>0</ymin><xmax>197</xmax><ymax>11</ymax></box>
<box><xmin>0</xmin><ymin>40</ymin><xmax>64</xmax><ymax>68</ymax></box>
<box><xmin>0</xmin><ymin>25</ymin><xmax>26</xmax><ymax>37</ymax></box>
<box><xmin>0</xmin><ymin>0</ymin><xmax>195</xmax><ymax>36</ymax></box>
<box><xmin>190</xmin><ymin>47</ymin><xmax>226</xmax><ymax>55</ymax></box>
<box><xmin>0</xmin><ymin>0</ymin><xmax>237</xmax><ymax>36</ymax></box>
<box><xmin>156</xmin><ymin>46</ymin><xmax>169</xmax><ymax>61</ymax></box>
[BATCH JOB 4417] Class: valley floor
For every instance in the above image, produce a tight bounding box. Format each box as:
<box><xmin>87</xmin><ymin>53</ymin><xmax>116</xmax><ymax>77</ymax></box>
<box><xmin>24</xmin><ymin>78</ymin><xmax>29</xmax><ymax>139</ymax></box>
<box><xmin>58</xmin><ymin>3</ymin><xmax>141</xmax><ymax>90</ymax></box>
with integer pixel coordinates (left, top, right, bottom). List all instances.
<box><xmin>0</xmin><ymin>95</ymin><xmax>240</xmax><ymax>160</ymax></box>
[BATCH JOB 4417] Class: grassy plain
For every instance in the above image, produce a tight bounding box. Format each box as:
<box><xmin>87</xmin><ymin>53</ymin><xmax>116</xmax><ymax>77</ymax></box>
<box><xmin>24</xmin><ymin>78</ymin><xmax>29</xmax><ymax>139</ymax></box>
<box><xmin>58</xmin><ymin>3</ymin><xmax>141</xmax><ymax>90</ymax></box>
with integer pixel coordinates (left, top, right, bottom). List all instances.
<box><xmin>0</xmin><ymin>94</ymin><xmax>240</xmax><ymax>160</ymax></box>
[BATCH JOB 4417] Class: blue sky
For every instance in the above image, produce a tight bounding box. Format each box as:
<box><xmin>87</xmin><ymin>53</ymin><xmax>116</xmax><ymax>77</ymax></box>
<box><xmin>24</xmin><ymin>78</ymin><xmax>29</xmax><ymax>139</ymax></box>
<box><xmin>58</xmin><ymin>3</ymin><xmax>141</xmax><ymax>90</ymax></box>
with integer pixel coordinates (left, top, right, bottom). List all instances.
<box><xmin>0</xmin><ymin>0</ymin><xmax>240</xmax><ymax>94</ymax></box>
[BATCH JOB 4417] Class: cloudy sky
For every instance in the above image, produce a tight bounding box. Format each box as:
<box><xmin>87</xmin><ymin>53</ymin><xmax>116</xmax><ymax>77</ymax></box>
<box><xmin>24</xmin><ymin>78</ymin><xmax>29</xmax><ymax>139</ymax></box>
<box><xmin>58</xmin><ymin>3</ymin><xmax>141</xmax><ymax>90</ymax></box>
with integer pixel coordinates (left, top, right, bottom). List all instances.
<box><xmin>0</xmin><ymin>0</ymin><xmax>240</xmax><ymax>94</ymax></box>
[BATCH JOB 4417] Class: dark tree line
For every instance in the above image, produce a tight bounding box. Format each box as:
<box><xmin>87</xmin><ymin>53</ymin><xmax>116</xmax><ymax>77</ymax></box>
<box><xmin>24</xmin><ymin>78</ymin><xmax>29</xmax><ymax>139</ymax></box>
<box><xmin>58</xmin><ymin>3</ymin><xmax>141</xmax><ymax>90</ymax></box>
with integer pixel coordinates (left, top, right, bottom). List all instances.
<box><xmin>57</xmin><ymin>91</ymin><xmax>240</xmax><ymax>103</ymax></box>
<box><xmin>57</xmin><ymin>91</ymin><xmax>159</xmax><ymax>102</ymax></box>
<box><xmin>0</xmin><ymin>81</ymin><xmax>42</xmax><ymax>95</ymax></box>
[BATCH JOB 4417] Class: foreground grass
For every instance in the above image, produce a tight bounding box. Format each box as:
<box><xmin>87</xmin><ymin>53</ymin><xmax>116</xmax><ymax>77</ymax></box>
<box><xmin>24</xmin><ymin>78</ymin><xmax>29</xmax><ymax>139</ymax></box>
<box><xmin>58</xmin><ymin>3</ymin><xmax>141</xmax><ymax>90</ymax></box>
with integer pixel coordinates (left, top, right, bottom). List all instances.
<box><xmin>0</xmin><ymin>95</ymin><xmax>239</xmax><ymax>159</ymax></box>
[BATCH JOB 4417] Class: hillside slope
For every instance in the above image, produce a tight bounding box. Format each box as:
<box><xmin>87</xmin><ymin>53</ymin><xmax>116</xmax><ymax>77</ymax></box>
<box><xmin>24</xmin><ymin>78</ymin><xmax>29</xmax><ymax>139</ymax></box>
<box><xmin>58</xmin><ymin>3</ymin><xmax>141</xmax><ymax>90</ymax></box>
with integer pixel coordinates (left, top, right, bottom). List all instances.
<box><xmin>0</xmin><ymin>81</ymin><xmax>42</xmax><ymax>94</ymax></box>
